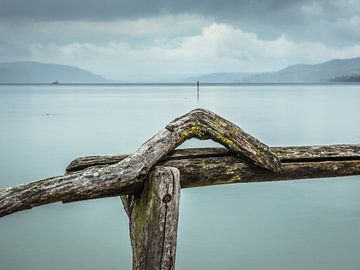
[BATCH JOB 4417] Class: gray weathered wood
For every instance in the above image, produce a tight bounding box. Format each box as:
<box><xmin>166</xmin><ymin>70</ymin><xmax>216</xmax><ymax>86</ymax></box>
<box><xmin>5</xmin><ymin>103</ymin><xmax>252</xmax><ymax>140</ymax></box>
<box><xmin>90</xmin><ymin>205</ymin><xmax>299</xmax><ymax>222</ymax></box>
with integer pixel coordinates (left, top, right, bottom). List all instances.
<box><xmin>163</xmin><ymin>157</ymin><xmax>360</xmax><ymax>188</ymax></box>
<box><xmin>0</xmin><ymin>108</ymin><xmax>280</xmax><ymax>217</ymax></box>
<box><xmin>66</xmin><ymin>145</ymin><xmax>360</xmax><ymax>188</ymax></box>
<box><xmin>124</xmin><ymin>166</ymin><xmax>180</xmax><ymax>270</ymax></box>
<box><xmin>66</xmin><ymin>144</ymin><xmax>360</xmax><ymax>172</ymax></box>
<box><xmin>1</xmin><ymin>145</ymin><xmax>359</xmax><ymax>217</ymax></box>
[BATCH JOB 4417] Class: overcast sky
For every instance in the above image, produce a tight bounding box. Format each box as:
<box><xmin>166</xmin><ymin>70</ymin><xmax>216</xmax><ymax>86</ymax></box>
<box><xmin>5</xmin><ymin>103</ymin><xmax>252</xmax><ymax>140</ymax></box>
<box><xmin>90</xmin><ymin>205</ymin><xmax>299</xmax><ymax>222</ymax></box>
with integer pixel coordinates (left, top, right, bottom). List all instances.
<box><xmin>1</xmin><ymin>0</ymin><xmax>360</xmax><ymax>80</ymax></box>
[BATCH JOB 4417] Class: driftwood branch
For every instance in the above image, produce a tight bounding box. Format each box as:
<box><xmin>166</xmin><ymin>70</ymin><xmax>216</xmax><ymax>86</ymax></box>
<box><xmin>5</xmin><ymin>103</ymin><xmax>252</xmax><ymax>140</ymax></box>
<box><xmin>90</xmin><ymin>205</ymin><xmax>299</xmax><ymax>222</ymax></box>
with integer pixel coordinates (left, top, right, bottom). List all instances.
<box><xmin>124</xmin><ymin>166</ymin><xmax>180</xmax><ymax>270</ymax></box>
<box><xmin>0</xmin><ymin>108</ymin><xmax>280</xmax><ymax>217</ymax></box>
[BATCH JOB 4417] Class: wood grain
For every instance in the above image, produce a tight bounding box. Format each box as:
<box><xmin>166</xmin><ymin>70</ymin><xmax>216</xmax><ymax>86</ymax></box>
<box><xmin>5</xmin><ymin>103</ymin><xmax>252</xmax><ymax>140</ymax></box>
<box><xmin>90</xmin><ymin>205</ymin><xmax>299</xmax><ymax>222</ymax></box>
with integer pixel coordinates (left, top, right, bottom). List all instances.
<box><xmin>123</xmin><ymin>166</ymin><xmax>180</xmax><ymax>270</ymax></box>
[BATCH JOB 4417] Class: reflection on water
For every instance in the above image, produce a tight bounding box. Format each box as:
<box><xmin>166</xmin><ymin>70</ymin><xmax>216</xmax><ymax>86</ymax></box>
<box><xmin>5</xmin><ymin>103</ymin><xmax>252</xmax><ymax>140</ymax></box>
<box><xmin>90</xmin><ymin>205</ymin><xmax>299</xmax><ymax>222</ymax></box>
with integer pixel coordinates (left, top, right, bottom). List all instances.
<box><xmin>0</xmin><ymin>84</ymin><xmax>359</xmax><ymax>270</ymax></box>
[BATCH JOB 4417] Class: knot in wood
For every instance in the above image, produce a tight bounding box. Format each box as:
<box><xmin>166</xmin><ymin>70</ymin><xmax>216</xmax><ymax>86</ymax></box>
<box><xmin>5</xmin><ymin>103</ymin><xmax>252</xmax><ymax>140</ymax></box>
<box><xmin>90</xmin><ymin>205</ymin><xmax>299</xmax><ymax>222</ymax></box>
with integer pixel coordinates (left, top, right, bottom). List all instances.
<box><xmin>162</xmin><ymin>194</ymin><xmax>172</xmax><ymax>203</ymax></box>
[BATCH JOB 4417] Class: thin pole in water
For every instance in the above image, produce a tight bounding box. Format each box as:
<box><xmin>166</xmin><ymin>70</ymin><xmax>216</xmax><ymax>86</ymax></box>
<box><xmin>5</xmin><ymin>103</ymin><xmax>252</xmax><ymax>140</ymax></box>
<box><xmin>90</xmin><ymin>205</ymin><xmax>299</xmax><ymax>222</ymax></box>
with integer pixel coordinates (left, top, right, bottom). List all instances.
<box><xmin>197</xmin><ymin>81</ymin><xmax>200</xmax><ymax>100</ymax></box>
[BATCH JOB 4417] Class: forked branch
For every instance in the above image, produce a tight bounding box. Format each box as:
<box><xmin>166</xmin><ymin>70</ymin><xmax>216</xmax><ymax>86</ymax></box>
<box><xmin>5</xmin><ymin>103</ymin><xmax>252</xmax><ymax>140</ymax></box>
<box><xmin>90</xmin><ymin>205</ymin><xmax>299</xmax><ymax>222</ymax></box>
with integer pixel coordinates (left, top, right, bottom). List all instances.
<box><xmin>0</xmin><ymin>109</ymin><xmax>280</xmax><ymax>217</ymax></box>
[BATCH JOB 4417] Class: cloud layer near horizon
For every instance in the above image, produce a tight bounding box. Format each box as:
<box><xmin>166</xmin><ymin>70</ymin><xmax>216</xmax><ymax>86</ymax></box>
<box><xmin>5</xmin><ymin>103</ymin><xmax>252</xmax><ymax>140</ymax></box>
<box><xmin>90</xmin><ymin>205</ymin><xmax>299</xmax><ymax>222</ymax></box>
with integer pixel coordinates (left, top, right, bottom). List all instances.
<box><xmin>1</xmin><ymin>0</ymin><xmax>359</xmax><ymax>80</ymax></box>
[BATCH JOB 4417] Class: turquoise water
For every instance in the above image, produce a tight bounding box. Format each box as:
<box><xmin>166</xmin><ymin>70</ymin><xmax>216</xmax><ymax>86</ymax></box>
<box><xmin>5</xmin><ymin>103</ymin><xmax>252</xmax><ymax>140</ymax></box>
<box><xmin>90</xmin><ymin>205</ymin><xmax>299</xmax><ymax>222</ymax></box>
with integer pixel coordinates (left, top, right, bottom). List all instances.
<box><xmin>0</xmin><ymin>84</ymin><xmax>359</xmax><ymax>270</ymax></box>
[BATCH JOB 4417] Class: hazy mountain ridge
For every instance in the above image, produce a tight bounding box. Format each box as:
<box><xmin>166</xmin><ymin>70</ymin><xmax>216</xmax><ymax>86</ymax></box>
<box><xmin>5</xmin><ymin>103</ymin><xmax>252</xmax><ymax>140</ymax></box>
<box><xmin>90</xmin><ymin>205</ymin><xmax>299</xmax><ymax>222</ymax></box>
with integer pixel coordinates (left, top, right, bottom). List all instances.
<box><xmin>242</xmin><ymin>57</ymin><xmax>360</xmax><ymax>83</ymax></box>
<box><xmin>188</xmin><ymin>58</ymin><xmax>360</xmax><ymax>83</ymax></box>
<box><xmin>0</xmin><ymin>62</ymin><xmax>107</xmax><ymax>83</ymax></box>
<box><xmin>2</xmin><ymin>58</ymin><xmax>360</xmax><ymax>83</ymax></box>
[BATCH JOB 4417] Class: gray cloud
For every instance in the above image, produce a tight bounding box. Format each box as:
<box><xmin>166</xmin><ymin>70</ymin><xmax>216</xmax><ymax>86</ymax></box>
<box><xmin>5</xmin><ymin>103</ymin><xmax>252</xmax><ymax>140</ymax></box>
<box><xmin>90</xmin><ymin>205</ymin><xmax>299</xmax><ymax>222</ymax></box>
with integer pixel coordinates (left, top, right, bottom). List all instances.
<box><xmin>0</xmin><ymin>0</ymin><xmax>304</xmax><ymax>21</ymax></box>
<box><xmin>1</xmin><ymin>0</ymin><xmax>360</xmax><ymax>45</ymax></box>
<box><xmin>0</xmin><ymin>0</ymin><xmax>359</xmax><ymax>79</ymax></box>
<box><xmin>0</xmin><ymin>40</ymin><xmax>31</xmax><ymax>61</ymax></box>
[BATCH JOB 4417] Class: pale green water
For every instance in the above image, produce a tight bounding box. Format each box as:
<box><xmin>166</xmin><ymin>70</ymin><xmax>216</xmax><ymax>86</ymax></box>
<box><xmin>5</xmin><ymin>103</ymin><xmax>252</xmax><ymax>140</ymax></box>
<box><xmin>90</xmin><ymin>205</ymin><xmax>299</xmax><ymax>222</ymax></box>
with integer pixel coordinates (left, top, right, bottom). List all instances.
<box><xmin>0</xmin><ymin>84</ymin><xmax>359</xmax><ymax>270</ymax></box>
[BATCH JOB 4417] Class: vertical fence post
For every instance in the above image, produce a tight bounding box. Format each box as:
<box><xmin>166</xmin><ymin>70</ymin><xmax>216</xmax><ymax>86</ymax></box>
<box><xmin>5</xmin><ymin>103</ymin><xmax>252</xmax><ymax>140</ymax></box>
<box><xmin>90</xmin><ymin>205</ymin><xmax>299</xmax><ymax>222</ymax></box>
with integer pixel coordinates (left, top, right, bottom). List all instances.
<box><xmin>121</xmin><ymin>166</ymin><xmax>181</xmax><ymax>270</ymax></box>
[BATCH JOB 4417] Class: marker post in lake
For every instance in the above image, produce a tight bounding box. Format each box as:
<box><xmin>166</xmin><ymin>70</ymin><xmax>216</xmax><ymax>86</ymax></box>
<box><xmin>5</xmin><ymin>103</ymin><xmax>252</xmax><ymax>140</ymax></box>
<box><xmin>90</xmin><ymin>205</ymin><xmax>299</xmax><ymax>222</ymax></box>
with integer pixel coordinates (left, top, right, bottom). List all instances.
<box><xmin>197</xmin><ymin>81</ymin><xmax>199</xmax><ymax>99</ymax></box>
<box><xmin>0</xmin><ymin>108</ymin><xmax>359</xmax><ymax>270</ymax></box>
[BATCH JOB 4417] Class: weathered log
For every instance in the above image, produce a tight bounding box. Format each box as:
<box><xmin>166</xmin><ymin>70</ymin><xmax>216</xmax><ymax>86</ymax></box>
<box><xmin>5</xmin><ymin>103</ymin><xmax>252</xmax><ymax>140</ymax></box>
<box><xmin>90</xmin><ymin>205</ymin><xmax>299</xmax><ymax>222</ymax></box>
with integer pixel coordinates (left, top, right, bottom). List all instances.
<box><xmin>122</xmin><ymin>166</ymin><xmax>180</xmax><ymax>270</ymax></box>
<box><xmin>0</xmin><ymin>108</ymin><xmax>279</xmax><ymax>217</ymax></box>
<box><xmin>66</xmin><ymin>144</ymin><xmax>360</xmax><ymax>172</ymax></box>
<box><xmin>165</xmin><ymin>109</ymin><xmax>281</xmax><ymax>171</ymax></box>
<box><xmin>66</xmin><ymin>145</ymin><xmax>360</xmax><ymax>188</ymax></box>
<box><xmin>1</xmin><ymin>145</ymin><xmax>359</xmax><ymax>218</ymax></box>
<box><xmin>162</xmin><ymin>156</ymin><xmax>360</xmax><ymax>188</ymax></box>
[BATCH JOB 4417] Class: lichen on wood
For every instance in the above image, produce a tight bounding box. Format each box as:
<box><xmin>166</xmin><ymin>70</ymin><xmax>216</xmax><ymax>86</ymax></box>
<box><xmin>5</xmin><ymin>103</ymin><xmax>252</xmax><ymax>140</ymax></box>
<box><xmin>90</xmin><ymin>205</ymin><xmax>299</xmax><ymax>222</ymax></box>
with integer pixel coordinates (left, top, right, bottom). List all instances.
<box><xmin>67</xmin><ymin>145</ymin><xmax>360</xmax><ymax>188</ymax></box>
<box><xmin>124</xmin><ymin>166</ymin><xmax>180</xmax><ymax>270</ymax></box>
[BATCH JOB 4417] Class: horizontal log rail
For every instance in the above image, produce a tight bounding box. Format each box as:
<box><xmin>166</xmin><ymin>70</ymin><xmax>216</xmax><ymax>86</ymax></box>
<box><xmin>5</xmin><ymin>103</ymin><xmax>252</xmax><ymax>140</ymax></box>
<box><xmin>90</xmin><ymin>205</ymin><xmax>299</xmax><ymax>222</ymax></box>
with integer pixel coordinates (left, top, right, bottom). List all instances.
<box><xmin>0</xmin><ymin>144</ymin><xmax>359</xmax><ymax>218</ymax></box>
<box><xmin>67</xmin><ymin>145</ymin><xmax>360</xmax><ymax>188</ymax></box>
<box><xmin>67</xmin><ymin>144</ymin><xmax>360</xmax><ymax>171</ymax></box>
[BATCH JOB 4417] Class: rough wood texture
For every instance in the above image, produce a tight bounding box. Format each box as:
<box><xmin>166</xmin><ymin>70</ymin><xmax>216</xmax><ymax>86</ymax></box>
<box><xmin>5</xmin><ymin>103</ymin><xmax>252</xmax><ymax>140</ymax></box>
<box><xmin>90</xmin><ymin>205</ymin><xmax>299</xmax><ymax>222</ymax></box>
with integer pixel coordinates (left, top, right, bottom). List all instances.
<box><xmin>164</xmin><ymin>109</ymin><xmax>281</xmax><ymax>171</ymax></box>
<box><xmin>1</xmin><ymin>146</ymin><xmax>359</xmax><ymax>219</ymax></box>
<box><xmin>0</xmin><ymin>108</ymin><xmax>280</xmax><ymax>217</ymax></box>
<box><xmin>124</xmin><ymin>166</ymin><xmax>180</xmax><ymax>270</ymax></box>
<box><xmin>162</xmin><ymin>156</ymin><xmax>360</xmax><ymax>188</ymax></box>
<box><xmin>66</xmin><ymin>144</ymin><xmax>360</xmax><ymax>172</ymax></box>
<box><xmin>66</xmin><ymin>145</ymin><xmax>360</xmax><ymax>188</ymax></box>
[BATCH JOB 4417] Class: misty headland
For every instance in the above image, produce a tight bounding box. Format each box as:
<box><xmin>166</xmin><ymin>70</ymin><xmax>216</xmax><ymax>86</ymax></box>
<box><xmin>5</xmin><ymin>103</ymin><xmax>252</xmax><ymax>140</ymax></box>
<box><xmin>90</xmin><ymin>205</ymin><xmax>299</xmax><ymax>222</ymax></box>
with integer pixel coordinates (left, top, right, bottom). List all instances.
<box><xmin>1</xmin><ymin>57</ymin><xmax>360</xmax><ymax>84</ymax></box>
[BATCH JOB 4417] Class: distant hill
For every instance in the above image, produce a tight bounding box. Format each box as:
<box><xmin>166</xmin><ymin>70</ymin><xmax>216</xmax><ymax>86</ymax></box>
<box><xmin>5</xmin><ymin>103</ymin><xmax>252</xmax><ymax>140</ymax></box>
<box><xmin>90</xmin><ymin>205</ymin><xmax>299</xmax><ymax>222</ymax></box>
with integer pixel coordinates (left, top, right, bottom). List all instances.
<box><xmin>242</xmin><ymin>57</ymin><xmax>360</xmax><ymax>83</ymax></box>
<box><xmin>186</xmin><ymin>72</ymin><xmax>256</xmax><ymax>83</ymax></box>
<box><xmin>0</xmin><ymin>62</ymin><xmax>107</xmax><ymax>83</ymax></box>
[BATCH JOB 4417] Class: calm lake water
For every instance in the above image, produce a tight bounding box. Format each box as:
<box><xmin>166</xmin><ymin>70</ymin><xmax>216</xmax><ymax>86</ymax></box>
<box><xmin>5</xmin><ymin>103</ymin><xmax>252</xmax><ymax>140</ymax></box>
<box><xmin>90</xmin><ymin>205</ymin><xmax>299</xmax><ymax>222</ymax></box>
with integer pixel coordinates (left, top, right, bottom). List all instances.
<box><xmin>0</xmin><ymin>84</ymin><xmax>360</xmax><ymax>270</ymax></box>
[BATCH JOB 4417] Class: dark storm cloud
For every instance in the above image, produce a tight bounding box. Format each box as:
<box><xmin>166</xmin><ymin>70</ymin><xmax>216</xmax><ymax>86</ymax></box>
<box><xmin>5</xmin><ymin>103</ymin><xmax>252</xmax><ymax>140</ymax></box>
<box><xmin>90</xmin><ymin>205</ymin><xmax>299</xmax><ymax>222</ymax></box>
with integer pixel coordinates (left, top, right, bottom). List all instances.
<box><xmin>2</xmin><ymin>0</ymin><xmax>359</xmax><ymax>44</ymax></box>
<box><xmin>0</xmin><ymin>0</ymin><xmax>165</xmax><ymax>20</ymax></box>
<box><xmin>0</xmin><ymin>0</ymin><xmax>307</xmax><ymax>21</ymax></box>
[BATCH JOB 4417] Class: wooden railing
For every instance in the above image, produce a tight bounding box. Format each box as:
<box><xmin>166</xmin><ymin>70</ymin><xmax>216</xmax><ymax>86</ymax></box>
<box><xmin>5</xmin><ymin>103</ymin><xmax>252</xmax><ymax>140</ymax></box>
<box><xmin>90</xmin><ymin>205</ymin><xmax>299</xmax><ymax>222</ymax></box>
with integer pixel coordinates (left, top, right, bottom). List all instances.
<box><xmin>1</xmin><ymin>108</ymin><xmax>359</xmax><ymax>270</ymax></box>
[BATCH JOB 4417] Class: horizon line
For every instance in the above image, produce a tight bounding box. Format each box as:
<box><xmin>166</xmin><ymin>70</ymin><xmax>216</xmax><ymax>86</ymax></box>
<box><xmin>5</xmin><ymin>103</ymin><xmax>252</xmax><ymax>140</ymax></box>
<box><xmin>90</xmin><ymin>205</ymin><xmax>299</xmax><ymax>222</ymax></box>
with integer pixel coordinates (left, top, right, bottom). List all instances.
<box><xmin>0</xmin><ymin>82</ymin><xmax>360</xmax><ymax>86</ymax></box>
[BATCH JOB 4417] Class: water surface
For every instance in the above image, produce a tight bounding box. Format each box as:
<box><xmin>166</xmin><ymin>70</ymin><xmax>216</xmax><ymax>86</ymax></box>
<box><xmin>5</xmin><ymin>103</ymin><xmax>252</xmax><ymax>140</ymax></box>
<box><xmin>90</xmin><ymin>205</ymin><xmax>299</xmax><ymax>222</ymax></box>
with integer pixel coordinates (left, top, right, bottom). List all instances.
<box><xmin>0</xmin><ymin>84</ymin><xmax>359</xmax><ymax>270</ymax></box>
